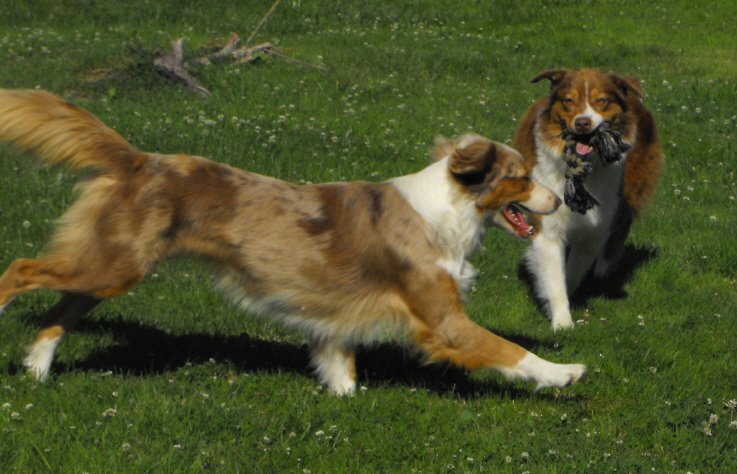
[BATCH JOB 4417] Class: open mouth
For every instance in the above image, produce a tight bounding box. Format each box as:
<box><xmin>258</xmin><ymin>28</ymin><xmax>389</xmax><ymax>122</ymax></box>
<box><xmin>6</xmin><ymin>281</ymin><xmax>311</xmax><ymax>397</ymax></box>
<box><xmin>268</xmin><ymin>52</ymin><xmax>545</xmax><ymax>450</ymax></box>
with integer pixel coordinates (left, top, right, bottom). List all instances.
<box><xmin>563</xmin><ymin>122</ymin><xmax>631</xmax><ymax>165</ymax></box>
<box><xmin>574</xmin><ymin>140</ymin><xmax>594</xmax><ymax>156</ymax></box>
<box><xmin>502</xmin><ymin>204</ymin><xmax>534</xmax><ymax>238</ymax></box>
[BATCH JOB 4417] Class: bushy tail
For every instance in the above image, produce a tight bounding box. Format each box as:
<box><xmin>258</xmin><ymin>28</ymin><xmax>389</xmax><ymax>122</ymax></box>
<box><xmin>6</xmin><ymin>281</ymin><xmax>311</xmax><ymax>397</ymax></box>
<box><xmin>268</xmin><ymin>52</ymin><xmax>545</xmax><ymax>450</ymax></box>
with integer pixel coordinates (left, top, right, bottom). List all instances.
<box><xmin>0</xmin><ymin>89</ymin><xmax>142</xmax><ymax>172</ymax></box>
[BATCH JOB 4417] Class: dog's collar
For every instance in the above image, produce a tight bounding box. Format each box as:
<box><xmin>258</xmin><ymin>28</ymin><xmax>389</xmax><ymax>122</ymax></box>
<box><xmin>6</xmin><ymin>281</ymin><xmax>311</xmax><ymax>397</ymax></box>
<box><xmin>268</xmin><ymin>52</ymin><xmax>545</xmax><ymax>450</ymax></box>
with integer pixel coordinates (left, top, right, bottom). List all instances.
<box><xmin>559</xmin><ymin>122</ymin><xmax>632</xmax><ymax>214</ymax></box>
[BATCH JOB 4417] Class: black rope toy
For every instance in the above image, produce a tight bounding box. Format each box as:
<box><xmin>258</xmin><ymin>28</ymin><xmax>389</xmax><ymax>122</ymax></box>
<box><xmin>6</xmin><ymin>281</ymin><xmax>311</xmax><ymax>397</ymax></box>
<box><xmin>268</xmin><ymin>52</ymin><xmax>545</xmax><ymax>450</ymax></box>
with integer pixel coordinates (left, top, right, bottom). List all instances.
<box><xmin>560</xmin><ymin>121</ymin><xmax>632</xmax><ymax>214</ymax></box>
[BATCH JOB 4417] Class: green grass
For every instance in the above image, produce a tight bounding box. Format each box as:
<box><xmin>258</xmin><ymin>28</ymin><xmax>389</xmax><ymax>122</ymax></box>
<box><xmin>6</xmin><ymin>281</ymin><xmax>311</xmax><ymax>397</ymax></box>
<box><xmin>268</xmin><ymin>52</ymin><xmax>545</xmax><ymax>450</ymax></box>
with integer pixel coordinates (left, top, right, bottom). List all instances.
<box><xmin>1</xmin><ymin>0</ymin><xmax>736</xmax><ymax>472</ymax></box>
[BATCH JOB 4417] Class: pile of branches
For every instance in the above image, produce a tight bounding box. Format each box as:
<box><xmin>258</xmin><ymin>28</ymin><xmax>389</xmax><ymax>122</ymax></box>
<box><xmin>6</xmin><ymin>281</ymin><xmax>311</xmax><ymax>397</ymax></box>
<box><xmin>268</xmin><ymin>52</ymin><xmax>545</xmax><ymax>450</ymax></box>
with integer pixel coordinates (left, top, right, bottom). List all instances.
<box><xmin>152</xmin><ymin>0</ymin><xmax>324</xmax><ymax>97</ymax></box>
<box><xmin>153</xmin><ymin>34</ymin><xmax>275</xmax><ymax>97</ymax></box>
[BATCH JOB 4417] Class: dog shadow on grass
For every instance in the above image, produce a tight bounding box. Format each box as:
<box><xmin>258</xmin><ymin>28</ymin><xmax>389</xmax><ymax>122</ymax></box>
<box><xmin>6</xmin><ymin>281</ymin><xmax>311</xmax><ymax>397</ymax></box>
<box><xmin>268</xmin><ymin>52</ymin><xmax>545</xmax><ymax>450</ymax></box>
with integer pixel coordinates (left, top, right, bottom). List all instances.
<box><xmin>6</xmin><ymin>314</ymin><xmax>577</xmax><ymax>401</ymax></box>
<box><xmin>518</xmin><ymin>243</ymin><xmax>659</xmax><ymax>313</ymax></box>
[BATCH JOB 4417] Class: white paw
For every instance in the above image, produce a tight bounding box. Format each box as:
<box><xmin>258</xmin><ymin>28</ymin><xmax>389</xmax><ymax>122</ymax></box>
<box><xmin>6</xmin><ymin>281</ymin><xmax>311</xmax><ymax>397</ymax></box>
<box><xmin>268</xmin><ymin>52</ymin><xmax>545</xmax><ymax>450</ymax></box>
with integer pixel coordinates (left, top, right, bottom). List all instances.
<box><xmin>551</xmin><ymin>314</ymin><xmax>575</xmax><ymax>331</ymax></box>
<box><xmin>327</xmin><ymin>379</ymin><xmax>357</xmax><ymax>396</ymax></box>
<box><xmin>497</xmin><ymin>352</ymin><xmax>586</xmax><ymax>389</ymax></box>
<box><xmin>23</xmin><ymin>336</ymin><xmax>62</xmax><ymax>382</ymax></box>
<box><xmin>533</xmin><ymin>362</ymin><xmax>587</xmax><ymax>390</ymax></box>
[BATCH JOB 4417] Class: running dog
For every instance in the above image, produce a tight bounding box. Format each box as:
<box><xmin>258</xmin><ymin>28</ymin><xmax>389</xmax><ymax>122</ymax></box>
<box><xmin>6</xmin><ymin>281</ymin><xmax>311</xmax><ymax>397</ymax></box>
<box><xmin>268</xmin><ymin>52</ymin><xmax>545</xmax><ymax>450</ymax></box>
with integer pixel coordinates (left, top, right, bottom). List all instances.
<box><xmin>0</xmin><ymin>89</ymin><xmax>586</xmax><ymax>393</ymax></box>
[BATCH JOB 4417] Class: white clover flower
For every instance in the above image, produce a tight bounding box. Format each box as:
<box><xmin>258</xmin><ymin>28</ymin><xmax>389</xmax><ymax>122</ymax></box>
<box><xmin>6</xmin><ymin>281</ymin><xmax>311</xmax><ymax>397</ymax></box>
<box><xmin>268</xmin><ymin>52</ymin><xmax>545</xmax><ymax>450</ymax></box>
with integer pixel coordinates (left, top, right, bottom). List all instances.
<box><xmin>709</xmin><ymin>414</ymin><xmax>718</xmax><ymax>424</ymax></box>
<box><xmin>729</xmin><ymin>421</ymin><xmax>737</xmax><ymax>430</ymax></box>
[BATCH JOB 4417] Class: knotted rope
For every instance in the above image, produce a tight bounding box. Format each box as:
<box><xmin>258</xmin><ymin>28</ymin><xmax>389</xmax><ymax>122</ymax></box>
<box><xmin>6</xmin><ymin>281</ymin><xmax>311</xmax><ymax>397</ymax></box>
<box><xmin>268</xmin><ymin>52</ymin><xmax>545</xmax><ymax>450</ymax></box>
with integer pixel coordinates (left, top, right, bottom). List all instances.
<box><xmin>560</xmin><ymin>122</ymin><xmax>632</xmax><ymax>214</ymax></box>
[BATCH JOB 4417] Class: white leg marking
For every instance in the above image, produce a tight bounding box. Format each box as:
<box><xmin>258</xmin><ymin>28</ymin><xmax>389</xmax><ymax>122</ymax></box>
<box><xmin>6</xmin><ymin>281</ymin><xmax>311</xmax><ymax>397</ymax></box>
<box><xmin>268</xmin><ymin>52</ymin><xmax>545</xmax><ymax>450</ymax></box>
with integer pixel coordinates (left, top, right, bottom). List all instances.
<box><xmin>497</xmin><ymin>352</ymin><xmax>586</xmax><ymax>390</ymax></box>
<box><xmin>311</xmin><ymin>341</ymin><xmax>357</xmax><ymax>396</ymax></box>
<box><xmin>24</xmin><ymin>335</ymin><xmax>63</xmax><ymax>381</ymax></box>
<box><xmin>526</xmin><ymin>235</ymin><xmax>574</xmax><ymax>330</ymax></box>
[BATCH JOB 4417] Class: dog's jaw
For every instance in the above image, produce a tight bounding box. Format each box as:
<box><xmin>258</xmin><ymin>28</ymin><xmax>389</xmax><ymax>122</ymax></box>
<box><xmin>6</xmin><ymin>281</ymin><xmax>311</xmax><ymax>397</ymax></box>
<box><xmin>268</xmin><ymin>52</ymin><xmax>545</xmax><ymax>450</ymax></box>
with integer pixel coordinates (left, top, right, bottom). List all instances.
<box><xmin>500</xmin><ymin>205</ymin><xmax>534</xmax><ymax>238</ymax></box>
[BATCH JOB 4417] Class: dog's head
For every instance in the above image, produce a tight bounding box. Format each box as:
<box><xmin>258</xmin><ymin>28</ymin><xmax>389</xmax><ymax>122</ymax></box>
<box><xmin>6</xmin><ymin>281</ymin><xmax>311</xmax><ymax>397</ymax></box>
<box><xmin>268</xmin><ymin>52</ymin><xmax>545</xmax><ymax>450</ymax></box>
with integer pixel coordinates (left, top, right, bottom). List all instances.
<box><xmin>436</xmin><ymin>134</ymin><xmax>560</xmax><ymax>238</ymax></box>
<box><xmin>531</xmin><ymin>68</ymin><xmax>641</xmax><ymax>159</ymax></box>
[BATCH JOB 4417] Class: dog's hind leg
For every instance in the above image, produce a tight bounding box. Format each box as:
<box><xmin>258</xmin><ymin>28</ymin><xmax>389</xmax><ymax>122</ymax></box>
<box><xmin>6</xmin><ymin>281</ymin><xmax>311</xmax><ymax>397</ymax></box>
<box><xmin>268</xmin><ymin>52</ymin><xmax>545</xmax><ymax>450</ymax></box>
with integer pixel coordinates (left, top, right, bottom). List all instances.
<box><xmin>24</xmin><ymin>293</ymin><xmax>102</xmax><ymax>380</ymax></box>
<box><xmin>0</xmin><ymin>255</ymin><xmax>145</xmax><ymax>303</ymax></box>
<box><xmin>0</xmin><ymin>255</ymin><xmax>146</xmax><ymax>380</ymax></box>
<box><xmin>565</xmin><ymin>234</ymin><xmax>609</xmax><ymax>293</ymax></box>
<box><xmin>594</xmin><ymin>202</ymin><xmax>633</xmax><ymax>278</ymax></box>
<box><xmin>309</xmin><ymin>338</ymin><xmax>357</xmax><ymax>396</ymax></box>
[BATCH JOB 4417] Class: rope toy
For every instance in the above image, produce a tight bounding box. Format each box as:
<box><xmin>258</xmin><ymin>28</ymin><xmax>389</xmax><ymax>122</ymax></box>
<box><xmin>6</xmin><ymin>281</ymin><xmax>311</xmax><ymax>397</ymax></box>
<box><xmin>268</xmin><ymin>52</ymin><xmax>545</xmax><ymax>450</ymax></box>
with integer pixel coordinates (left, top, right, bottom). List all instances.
<box><xmin>560</xmin><ymin>122</ymin><xmax>632</xmax><ymax>214</ymax></box>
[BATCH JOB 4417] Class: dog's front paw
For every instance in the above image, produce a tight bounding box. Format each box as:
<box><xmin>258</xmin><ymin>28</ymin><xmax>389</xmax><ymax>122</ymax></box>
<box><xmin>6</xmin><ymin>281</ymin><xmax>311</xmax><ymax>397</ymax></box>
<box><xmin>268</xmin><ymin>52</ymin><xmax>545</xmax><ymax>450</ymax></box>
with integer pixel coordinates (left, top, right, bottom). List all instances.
<box><xmin>533</xmin><ymin>362</ymin><xmax>587</xmax><ymax>390</ymax></box>
<box><xmin>497</xmin><ymin>353</ymin><xmax>586</xmax><ymax>390</ymax></box>
<box><xmin>551</xmin><ymin>314</ymin><xmax>575</xmax><ymax>331</ymax></box>
<box><xmin>327</xmin><ymin>379</ymin><xmax>357</xmax><ymax>396</ymax></box>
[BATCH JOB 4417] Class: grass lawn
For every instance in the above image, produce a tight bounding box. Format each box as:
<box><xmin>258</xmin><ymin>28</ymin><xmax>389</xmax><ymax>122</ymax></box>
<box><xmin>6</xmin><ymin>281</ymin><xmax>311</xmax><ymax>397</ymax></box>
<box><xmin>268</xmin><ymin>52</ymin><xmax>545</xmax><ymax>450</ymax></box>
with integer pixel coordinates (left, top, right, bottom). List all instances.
<box><xmin>1</xmin><ymin>0</ymin><xmax>736</xmax><ymax>472</ymax></box>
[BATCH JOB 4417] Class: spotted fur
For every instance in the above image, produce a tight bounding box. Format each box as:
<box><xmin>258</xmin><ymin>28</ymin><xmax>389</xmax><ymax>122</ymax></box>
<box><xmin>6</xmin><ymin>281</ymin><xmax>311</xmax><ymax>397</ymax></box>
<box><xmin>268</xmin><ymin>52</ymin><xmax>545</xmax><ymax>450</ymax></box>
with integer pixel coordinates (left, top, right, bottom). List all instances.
<box><xmin>0</xmin><ymin>90</ymin><xmax>585</xmax><ymax>392</ymax></box>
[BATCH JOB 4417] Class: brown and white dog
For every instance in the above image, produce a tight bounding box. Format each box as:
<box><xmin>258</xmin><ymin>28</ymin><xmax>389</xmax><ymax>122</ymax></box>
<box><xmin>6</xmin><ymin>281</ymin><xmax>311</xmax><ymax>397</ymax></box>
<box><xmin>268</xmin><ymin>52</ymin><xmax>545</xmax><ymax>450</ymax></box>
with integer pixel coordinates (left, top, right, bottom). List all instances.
<box><xmin>513</xmin><ymin>69</ymin><xmax>663</xmax><ymax>330</ymax></box>
<box><xmin>0</xmin><ymin>90</ymin><xmax>585</xmax><ymax>393</ymax></box>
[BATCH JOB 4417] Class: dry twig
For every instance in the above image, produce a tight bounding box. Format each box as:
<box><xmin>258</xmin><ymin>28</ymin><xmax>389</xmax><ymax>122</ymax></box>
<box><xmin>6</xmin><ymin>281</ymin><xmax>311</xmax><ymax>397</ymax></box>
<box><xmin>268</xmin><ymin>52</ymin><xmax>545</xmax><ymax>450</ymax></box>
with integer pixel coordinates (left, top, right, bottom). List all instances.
<box><xmin>153</xmin><ymin>39</ymin><xmax>211</xmax><ymax>97</ymax></box>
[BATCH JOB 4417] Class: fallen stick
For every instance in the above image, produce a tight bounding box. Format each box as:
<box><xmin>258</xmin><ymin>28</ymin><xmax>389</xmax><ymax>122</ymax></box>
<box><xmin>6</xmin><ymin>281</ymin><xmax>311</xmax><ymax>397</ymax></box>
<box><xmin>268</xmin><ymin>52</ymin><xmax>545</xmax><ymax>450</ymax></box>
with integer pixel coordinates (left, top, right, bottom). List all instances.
<box><xmin>153</xmin><ymin>39</ymin><xmax>211</xmax><ymax>97</ymax></box>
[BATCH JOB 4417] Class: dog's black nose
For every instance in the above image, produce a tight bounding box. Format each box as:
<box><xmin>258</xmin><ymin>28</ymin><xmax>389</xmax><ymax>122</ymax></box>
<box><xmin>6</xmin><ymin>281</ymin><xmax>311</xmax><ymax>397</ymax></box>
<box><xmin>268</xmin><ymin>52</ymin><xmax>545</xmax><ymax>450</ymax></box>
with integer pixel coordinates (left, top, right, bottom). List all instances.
<box><xmin>574</xmin><ymin>117</ymin><xmax>592</xmax><ymax>133</ymax></box>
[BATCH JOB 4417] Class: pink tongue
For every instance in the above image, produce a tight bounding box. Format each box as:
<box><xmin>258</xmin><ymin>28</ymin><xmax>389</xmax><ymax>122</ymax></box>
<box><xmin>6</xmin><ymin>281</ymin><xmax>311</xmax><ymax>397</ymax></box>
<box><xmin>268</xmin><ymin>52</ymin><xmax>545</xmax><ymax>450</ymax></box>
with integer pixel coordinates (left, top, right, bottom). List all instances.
<box><xmin>576</xmin><ymin>142</ymin><xmax>594</xmax><ymax>155</ymax></box>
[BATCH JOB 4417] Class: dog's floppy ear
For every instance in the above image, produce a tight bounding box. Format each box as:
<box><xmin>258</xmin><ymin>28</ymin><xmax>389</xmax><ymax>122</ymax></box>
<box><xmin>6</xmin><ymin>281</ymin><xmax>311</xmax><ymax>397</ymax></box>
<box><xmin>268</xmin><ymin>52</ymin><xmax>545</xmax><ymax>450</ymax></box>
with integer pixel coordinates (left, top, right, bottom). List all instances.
<box><xmin>448</xmin><ymin>138</ymin><xmax>497</xmax><ymax>187</ymax></box>
<box><xmin>530</xmin><ymin>69</ymin><xmax>568</xmax><ymax>87</ymax></box>
<box><xmin>608</xmin><ymin>73</ymin><xmax>644</xmax><ymax>101</ymax></box>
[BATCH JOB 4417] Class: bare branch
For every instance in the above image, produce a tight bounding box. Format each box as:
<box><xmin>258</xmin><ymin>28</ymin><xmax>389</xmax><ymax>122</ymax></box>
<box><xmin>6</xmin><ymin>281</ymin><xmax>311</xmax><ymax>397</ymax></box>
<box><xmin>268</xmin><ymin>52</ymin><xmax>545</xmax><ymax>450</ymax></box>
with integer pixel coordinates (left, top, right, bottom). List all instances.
<box><xmin>153</xmin><ymin>39</ymin><xmax>211</xmax><ymax>97</ymax></box>
<box><xmin>244</xmin><ymin>0</ymin><xmax>282</xmax><ymax>48</ymax></box>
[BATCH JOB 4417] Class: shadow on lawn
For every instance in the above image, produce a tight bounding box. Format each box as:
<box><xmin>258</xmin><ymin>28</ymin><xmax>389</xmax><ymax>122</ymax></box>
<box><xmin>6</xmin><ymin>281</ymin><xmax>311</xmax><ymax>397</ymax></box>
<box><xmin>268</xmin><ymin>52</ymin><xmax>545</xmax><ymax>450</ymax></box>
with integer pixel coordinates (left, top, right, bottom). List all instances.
<box><xmin>7</xmin><ymin>315</ymin><xmax>579</xmax><ymax>401</ymax></box>
<box><xmin>518</xmin><ymin>243</ymin><xmax>659</xmax><ymax>313</ymax></box>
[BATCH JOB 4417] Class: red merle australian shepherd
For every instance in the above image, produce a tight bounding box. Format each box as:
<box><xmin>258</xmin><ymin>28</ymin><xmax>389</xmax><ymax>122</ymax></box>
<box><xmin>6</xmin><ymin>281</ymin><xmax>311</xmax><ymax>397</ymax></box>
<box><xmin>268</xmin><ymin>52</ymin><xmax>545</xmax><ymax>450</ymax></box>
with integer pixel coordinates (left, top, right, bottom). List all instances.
<box><xmin>0</xmin><ymin>89</ymin><xmax>585</xmax><ymax>393</ymax></box>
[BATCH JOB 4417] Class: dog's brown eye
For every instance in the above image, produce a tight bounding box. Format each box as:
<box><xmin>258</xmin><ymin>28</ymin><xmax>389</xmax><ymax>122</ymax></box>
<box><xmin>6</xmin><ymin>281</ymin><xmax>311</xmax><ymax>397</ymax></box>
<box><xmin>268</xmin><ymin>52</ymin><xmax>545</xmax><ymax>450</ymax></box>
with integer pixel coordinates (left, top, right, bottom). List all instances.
<box><xmin>596</xmin><ymin>97</ymin><xmax>607</xmax><ymax>104</ymax></box>
<box><xmin>564</xmin><ymin>97</ymin><xmax>574</xmax><ymax>104</ymax></box>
